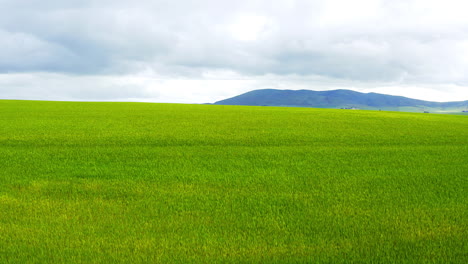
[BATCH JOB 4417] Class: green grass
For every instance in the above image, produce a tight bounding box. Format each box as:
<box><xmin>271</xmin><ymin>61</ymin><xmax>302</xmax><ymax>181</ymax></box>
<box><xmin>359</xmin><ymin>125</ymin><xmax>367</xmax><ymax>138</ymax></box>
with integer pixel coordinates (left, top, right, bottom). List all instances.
<box><xmin>1</xmin><ymin>100</ymin><xmax>467</xmax><ymax>263</ymax></box>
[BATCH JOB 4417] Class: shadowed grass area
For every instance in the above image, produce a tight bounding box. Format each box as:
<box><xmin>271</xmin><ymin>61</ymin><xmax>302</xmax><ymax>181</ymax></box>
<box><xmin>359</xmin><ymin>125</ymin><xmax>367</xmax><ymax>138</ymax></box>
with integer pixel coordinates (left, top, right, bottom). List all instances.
<box><xmin>1</xmin><ymin>100</ymin><xmax>467</xmax><ymax>263</ymax></box>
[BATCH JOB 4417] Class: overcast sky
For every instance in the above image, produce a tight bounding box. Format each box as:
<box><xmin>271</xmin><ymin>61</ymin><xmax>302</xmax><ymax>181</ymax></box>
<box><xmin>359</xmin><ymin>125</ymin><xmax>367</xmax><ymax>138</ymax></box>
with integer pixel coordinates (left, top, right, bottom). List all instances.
<box><xmin>1</xmin><ymin>0</ymin><xmax>468</xmax><ymax>103</ymax></box>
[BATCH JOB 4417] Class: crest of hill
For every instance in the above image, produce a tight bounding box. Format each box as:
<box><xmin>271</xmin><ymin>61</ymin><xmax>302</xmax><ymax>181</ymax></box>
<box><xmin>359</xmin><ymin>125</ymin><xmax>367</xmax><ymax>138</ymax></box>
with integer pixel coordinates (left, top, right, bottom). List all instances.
<box><xmin>214</xmin><ymin>89</ymin><xmax>468</xmax><ymax>112</ymax></box>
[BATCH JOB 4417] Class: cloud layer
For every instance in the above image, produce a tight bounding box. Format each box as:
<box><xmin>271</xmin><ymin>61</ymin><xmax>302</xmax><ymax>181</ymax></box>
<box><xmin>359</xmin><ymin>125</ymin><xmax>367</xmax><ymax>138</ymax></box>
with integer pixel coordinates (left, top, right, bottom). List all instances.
<box><xmin>1</xmin><ymin>0</ymin><xmax>467</xmax><ymax>102</ymax></box>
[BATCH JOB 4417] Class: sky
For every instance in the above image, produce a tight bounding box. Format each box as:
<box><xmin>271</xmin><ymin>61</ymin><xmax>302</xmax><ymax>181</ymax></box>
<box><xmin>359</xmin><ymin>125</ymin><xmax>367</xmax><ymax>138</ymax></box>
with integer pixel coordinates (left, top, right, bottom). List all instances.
<box><xmin>1</xmin><ymin>0</ymin><xmax>468</xmax><ymax>103</ymax></box>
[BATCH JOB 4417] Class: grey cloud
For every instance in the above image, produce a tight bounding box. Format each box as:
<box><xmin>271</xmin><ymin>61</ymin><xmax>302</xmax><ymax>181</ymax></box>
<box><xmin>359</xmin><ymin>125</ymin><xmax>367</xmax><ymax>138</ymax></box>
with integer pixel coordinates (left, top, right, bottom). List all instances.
<box><xmin>0</xmin><ymin>0</ymin><xmax>467</xmax><ymax>86</ymax></box>
<box><xmin>0</xmin><ymin>29</ymin><xmax>110</xmax><ymax>74</ymax></box>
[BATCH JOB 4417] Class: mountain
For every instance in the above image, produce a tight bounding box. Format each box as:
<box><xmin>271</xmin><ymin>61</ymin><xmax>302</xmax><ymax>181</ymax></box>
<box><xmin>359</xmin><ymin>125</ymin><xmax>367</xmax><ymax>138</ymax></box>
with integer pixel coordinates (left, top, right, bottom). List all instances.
<box><xmin>214</xmin><ymin>89</ymin><xmax>468</xmax><ymax>113</ymax></box>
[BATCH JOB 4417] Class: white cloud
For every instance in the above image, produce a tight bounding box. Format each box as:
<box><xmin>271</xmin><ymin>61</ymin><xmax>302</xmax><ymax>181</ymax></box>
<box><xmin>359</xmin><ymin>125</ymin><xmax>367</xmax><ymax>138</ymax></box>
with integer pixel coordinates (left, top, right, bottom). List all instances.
<box><xmin>228</xmin><ymin>14</ymin><xmax>271</xmax><ymax>42</ymax></box>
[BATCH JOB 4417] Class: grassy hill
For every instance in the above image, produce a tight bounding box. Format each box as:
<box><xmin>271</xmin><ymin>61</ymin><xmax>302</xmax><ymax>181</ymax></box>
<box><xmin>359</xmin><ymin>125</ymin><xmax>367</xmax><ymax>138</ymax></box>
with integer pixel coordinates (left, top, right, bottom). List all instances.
<box><xmin>1</xmin><ymin>100</ymin><xmax>467</xmax><ymax>263</ymax></box>
<box><xmin>214</xmin><ymin>89</ymin><xmax>468</xmax><ymax>113</ymax></box>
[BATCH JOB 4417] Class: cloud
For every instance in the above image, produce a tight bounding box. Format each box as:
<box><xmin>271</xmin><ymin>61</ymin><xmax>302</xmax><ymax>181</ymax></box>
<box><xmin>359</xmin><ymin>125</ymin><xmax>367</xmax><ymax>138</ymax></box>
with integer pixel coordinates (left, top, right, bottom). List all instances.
<box><xmin>0</xmin><ymin>0</ymin><xmax>467</xmax><ymax>102</ymax></box>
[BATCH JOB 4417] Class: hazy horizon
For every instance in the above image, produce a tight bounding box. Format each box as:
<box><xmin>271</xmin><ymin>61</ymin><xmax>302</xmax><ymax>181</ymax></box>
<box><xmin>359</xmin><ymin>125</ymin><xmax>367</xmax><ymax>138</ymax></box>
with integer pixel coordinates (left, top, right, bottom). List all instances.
<box><xmin>3</xmin><ymin>87</ymin><xmax>468</xmax><ymax>104</ymax></box>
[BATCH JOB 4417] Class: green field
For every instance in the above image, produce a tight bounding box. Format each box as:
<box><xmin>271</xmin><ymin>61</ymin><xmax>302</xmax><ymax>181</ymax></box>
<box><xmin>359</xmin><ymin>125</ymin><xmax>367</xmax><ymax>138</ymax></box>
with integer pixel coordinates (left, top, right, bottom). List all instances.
<box><xmin>1</xmin><ymin>100</ymin><xmax>467</xmax><ymax>263</ymax></box>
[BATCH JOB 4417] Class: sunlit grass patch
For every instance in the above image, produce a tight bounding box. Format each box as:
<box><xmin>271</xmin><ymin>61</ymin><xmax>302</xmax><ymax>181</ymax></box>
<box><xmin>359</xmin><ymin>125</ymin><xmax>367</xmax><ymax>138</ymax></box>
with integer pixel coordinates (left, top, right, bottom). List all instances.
<box><xmin>0</xmin><ymin>100</ymin><xmax>467</xmax><ymax>263</ymax></box>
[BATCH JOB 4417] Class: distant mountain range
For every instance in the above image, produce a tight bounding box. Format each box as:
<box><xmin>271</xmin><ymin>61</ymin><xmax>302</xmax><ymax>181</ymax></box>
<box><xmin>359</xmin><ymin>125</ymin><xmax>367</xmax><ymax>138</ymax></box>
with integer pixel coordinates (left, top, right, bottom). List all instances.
<box><xmin>214</xmin><ymin>89</ymin><xmax>468</xmax><ymax>113</ymax></box>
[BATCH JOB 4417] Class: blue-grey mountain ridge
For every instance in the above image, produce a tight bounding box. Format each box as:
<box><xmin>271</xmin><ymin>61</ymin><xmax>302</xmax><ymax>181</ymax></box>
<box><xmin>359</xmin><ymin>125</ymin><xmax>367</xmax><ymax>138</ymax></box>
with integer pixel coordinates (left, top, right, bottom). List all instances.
<box><xmin>214</xmin><ymin>89</ymin><xmax>468</xmax><ymax>113</ymax></box>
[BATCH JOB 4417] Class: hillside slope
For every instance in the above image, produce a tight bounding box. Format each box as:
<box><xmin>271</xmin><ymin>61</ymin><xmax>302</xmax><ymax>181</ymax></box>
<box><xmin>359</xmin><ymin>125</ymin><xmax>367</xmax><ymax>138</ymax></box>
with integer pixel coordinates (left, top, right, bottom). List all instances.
<box><xmin>214</xmin><ymin>89</ymin><xmax>468</xmax><ymax>112</ymax></box>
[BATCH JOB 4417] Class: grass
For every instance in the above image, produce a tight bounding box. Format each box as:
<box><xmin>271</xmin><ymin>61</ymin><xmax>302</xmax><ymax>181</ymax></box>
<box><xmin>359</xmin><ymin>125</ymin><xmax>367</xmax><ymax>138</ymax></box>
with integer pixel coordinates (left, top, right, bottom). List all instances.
<box><xmin>1</xmin><ymin>100</ymin><xmax>467</xmax><ymax>263</ymax></box>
